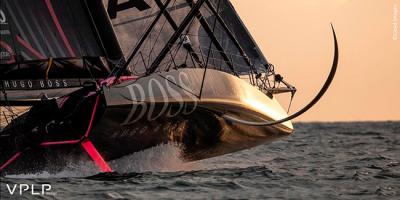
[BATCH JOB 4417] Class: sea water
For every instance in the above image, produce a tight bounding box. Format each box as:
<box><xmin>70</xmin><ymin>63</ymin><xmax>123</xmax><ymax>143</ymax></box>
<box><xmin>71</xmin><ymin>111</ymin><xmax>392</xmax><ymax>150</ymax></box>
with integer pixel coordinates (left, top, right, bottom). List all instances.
<box><xmin>0</xmin><ymin>122</ymin><xmax>399</xmax><ymax>199</ymax></box>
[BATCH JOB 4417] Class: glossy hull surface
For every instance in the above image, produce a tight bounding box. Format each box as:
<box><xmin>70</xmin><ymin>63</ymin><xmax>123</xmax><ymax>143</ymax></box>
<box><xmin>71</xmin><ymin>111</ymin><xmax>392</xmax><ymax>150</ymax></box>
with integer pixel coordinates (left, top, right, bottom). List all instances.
<box><xmin>94</xmin><ymin>69</ymin><xmax>293</xmax><ymax>161</ymax></box>
<box><xmin>1</xmin><ymin>69</ymin><xmax>293</xmax><ymax>174</ymax></box>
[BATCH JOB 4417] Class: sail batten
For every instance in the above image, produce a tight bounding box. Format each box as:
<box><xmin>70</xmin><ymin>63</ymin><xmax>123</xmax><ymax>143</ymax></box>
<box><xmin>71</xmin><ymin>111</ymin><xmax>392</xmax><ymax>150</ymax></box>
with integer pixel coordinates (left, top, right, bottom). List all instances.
<box><xmin>0</xmin><ymin>0</ymin><xmax>104</xmax><ymax>64</ymax></box>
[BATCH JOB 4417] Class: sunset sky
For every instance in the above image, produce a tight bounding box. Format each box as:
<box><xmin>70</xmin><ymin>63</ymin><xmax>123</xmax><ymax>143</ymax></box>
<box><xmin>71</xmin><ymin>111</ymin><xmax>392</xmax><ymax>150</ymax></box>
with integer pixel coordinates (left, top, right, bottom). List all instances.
<box><xmin>231</xmin><ymin>0</ymin><xmax>400</xmax><ymax>122</ymax></box>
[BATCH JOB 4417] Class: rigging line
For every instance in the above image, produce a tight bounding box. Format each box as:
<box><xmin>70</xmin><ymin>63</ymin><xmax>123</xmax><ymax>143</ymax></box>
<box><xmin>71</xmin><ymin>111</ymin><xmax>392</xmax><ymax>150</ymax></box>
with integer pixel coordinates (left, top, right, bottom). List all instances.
<box><xmin>129</xmin><ymin>0</ymin><xmax>157</xmax><ymax>56</ymax></box>
<box><xmin>154</xmin><ymin>0</ymin><xmax>178</xmax><ymax>30</ymax></box>
<box><xmin>131</xmin><ymin>51</ymin><xmax>145</xmax><ymax>73</ymax></box>
<box><xmin>135</xmin><ymin>0</ymin><xmax>159</xmax><ymax>45</ymax></box>
<box><xmin>199</xmin><ymin>0</ymin><xmax>221</xmax><ymax>99</ymax></box>
<box><xmin>140</xmin><ymin>52</ymin><xmax>148</xmax><ymax>70</ymax></box>
<box><xmin>206</xmin><ymin>1</ymin><xmax>255</xmax><ymax>71</ymax></box>
<box><xmin>157</xmin><ymin>74</ymin><xmax>200</xmax><ymax>99</ymax></box>
<box><xmin>287</xmin><ymin>94</ymin><xmax>295</xmax><ymax>113</ymax></box>
<box><xmin>166</xmin><ymin>39</ymin><xmax>184</xmax><ymax>71</ymax></box>
<box><xmin>172</xmin><ymin>40</ymin><xmax>185</xmax><ymax>63</ymax></box>
<box><xmin>149</xmin><ymin>0</ymin><xmax>186</xmax><ymax>68</ymax></box>
<box><xmin>156</xmin><ymin>55</ymin><xmax>179</xmax><ymax>69</ymax></box>
<box><xmin>45</xmin><ymin>57</ymin><xmax>54</xmax><ymax>80</ymax></box>
<box><xmin>202</xmin><ymin>4</ymin><xmax>233</xmax><ymax>43</ymax></box>
<box><xmin>168</xmin><ymin>50</ymin><xmax>178</xmax><ymax>70</ymax></box>
<box><xmin>84</xmin><ymin>58</ymin><xmax>96</xmax><ymax>80</ymax></box>
<box><xmin>188</xmin><ymin>56</ymin><xmax>250</xmax><ymax>69</ymax></box>
<box><xmin>184</xmin><ymin>49</ymin><xmax>190</xmax><ymax>65</ymax></box>
<box><xmin>2</xmin><ymin>111</ymin><xmax>10</xmax><ymax>126</ymax></box>
<box><xmin>157</xmin><ymin>40</ymin><xmax>186</xmax><ymax>72</ymax></box>
<box><xmin>113</xmin><ymin>2</ymin><xmax>189</xmax><ymax>27</ymax></box>
<box><xmin>199</xmin><ymin>47</ymin><xmax>206</xmax><ymax>67</ymax></box>
<box><xmin>189</xmin><ymin>45</ymin><xmax>198</xmax><ymax>68</ymax></box>
<box><xmin>0</xmin><ymin>82</ymin><xmax>15</xmax><ymax>117</ymax></box>
<box><xmin>210</xmin><ymin>50</ymin><xmax>218</xmax><ymax>70</ymax></box>
<box><xmin>151</xmin><ymin>0</ymin><xmax>204</xmax><ymax>69</ymax></box>
<box><xmin>223</xmin><ymin>25</ymin><xmax>339</xmax><ymax>127</ymax></box>
<box><xmin>204</xmin><ymin>0</ymin><xmax>220</xmax><ymax>69</ymax></box>
<box><xmin>146</xmin><ymin>5</ymin><xmax>173</xmax><ymax>68</ymax></box>
<box><xmin>185</xmin><ymin>0</ymin><xmax>237</xmax><ymax>76</ymax></box>
<box><xmin>183</xmin><ymin>19</ymin><xmax>205</xmax><ymax>67</ymax></box>
<box><xmin>147</xmin><ymin>29</ymin><xmax>154</xmax><ymax>68</ymax></box>
<box><xmin>113</xmin><ymin>0</ymin><xmax>163</xmax><ymax>77</ymax></box>
<box><xmin>151</xmin><ymin>43</ymin><xmax>177</xmax><ymax>71</ymax></box>
<box><xmin>198</xmin><ymin>46</ymin><xmax>260</xmax><ymax>61</ymax></box>
<box><xmin>147</xmin><ymin>0</ymin><xmax>209</xmax><ymax>75</ymax></box>
<box><xmin>114</xmin><ymin>0</ymin><xmax>174</xmax><ymax>79</ymax></box>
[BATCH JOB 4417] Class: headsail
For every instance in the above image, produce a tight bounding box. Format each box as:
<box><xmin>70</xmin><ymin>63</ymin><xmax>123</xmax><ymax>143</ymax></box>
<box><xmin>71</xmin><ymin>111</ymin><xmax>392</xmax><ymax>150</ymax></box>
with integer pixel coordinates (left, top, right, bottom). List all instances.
<box><xmin>102</xmin><ymin>0</ymin><xmax>270</xmax><ymax>76</ymax></box>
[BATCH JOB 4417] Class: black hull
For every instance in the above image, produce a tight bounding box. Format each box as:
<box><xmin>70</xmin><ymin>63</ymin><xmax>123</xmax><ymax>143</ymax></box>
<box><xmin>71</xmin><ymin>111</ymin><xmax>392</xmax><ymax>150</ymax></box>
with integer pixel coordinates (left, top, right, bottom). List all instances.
<box><xmin>0</xmin><ymin>102</ymin><xmax>287</xmax><ymax>175</ymax></box>
<box><xmin>91</xmin><ymin>104</ymin><xmax>288</xmax><ymax>162</ymax></box>
<box><xmin>1</xmin><ymin>70</ymin><xmax>293</xmax><ymax>175</ymax></box>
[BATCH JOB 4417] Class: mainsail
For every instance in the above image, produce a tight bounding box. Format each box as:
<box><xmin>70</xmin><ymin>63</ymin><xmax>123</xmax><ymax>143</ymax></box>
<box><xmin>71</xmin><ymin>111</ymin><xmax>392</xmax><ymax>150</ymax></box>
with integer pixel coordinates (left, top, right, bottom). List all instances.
<box><xmin>0</xmin><ymin>0</ymin><xmax>119</xmax><ymax>104</ymax></box>
<box><xmin>103</xmin><ymin>0</ymin><xmax>270</xmax><ymax>76</ymax></box>
<box><xmin>0</xmin><ymin>0</ymin><xmax>104</xmax><ymax>64</ymax></box>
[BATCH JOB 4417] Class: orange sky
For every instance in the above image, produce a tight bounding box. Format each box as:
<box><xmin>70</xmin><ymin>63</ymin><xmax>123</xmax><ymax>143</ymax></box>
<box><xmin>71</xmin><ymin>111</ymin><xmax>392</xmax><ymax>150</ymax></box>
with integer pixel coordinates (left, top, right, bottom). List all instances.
<box><xmin>231</xmin><ymin>0</ymin><xmax>400</xmax><ymax>122</ymax></box>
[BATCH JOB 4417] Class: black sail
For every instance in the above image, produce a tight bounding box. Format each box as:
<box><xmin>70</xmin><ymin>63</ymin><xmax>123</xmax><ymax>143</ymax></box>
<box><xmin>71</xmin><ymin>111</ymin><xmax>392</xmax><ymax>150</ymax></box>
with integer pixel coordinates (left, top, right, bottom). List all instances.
<box><xmin>102</xmin><ymin>0</ymin><xmax>269</xmax><ymax>75</ymax></box>
<box><xmin>1</xmin><ymin>0</ymin><xmax>271</xmax><ymax>104</ymax></box>
<box><xmin>0</xmin><ymin>0</ymin><xmax>116</xmax><ymax>104</ymax></box>
<box><xmin>0</xmin><ymin>0</ymin><xmax>104</xmax><ymax>64</ymax></box>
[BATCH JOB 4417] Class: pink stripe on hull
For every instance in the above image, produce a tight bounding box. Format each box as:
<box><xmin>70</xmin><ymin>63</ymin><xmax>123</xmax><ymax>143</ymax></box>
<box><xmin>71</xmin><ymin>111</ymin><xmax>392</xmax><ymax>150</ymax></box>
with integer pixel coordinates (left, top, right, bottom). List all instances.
<box><xmin>44</xmin><ymin>0</ymin><xmax>76</xmax><ymax>57</ymax></box>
